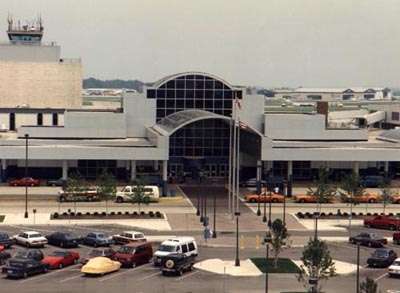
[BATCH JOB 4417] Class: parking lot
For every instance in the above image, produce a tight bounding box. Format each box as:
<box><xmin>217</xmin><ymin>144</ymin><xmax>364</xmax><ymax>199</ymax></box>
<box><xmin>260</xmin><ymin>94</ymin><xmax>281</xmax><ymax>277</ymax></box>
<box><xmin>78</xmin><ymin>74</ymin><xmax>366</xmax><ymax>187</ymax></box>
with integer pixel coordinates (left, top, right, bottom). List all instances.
<box><xmin>0</xmin><ymin>224</ymin><xmax>399</xmax><ymax>292</ymax></box>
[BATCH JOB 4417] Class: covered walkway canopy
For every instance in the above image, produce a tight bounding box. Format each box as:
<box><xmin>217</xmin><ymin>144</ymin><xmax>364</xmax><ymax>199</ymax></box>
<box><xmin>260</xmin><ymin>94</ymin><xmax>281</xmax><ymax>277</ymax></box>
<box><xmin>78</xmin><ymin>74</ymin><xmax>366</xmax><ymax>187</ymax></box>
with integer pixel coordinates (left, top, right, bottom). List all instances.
<box><xmin>152</xmin><ymin>109</ymin><xmax>263</xmax><ymax>137</ymax></box>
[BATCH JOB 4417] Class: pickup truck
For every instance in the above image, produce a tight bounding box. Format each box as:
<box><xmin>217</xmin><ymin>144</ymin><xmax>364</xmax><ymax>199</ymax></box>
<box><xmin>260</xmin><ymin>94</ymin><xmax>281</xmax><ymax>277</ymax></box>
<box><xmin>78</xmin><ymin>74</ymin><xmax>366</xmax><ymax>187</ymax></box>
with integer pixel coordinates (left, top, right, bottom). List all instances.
<box><xmin>112</xmin><ymin>231</ymin><xmax>146</xmax><ymax>245</ymax></box>
<box><xmin>58</xmin><ymin>188</ymin><xmax>99</xmax><ymax>202</ymax></box>
<box><xmin>364</xmin><ymin>215</ymin><xmax>400</xmax><ymax>231</ymax></box>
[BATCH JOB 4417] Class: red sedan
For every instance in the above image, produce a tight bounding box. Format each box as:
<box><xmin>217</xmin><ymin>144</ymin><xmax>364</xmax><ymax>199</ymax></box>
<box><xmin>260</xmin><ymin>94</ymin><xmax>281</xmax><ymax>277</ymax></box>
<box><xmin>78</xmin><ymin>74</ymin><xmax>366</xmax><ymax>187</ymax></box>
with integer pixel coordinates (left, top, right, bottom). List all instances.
<box><xmin>9</xmin><ymin>177</ymin><xmax>40</xmax><ymax>187</ymax></box>
<box><xmin>41</xmin><ymin>250</ymin><xmax>80</xmax><ymax>269</ymax></box>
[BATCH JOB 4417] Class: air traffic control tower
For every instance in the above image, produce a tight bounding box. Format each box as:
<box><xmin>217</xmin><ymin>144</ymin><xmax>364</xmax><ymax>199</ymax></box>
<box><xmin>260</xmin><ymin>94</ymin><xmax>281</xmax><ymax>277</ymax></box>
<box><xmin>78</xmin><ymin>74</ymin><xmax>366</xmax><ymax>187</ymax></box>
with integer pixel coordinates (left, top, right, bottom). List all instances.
<box><xmin>0</xmin><ymin>16</ymin><xmax>82</xmax><ymax>109</ymax></box>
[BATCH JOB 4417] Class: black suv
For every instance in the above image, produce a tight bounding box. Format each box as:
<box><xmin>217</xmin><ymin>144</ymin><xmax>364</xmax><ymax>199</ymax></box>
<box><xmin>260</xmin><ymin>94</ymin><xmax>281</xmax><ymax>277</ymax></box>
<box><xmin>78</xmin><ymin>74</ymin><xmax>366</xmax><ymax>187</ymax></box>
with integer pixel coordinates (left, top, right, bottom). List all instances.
<box><xmin>161</xmin><ymin>253</ymin><xmax>195</xmax><ymax>276</ymax></box>
<box><xmin>0</xmin><ymin>233</ymin><xmax>14</xmax><ymax>248</ymax></box>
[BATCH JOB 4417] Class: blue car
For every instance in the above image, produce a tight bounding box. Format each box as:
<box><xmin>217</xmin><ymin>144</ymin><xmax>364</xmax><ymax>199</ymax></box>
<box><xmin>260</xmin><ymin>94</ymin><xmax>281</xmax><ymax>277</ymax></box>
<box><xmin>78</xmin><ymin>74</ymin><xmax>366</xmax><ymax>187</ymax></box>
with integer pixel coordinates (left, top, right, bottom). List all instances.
<box><xmin>82</xmin><ymin>232</ymin><xmax>113</xmax><ymax>247</ymax></box>
<box><xmin>0</xmin><ymin>233</ymin><xmax>14</xmax><ymax>248</ymax></box>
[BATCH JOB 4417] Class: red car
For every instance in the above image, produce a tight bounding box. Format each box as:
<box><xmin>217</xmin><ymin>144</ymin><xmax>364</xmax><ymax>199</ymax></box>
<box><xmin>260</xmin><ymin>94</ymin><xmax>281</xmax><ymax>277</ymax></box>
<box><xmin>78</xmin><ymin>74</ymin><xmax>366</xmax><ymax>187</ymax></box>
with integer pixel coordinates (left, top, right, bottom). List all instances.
<box><xmin>364</xmin><ymin>216</ymin><xmax>400</xmax><ymax>231</ymax></box>
<box><xmin>41</xmin><ymin>250</ymin><xmax>80</xmax><ymax>269</ymax></box>
<box><xmin>9</xmin><ymin>177</ymin><xmax>40</xmax><ymax>187</ymax></box>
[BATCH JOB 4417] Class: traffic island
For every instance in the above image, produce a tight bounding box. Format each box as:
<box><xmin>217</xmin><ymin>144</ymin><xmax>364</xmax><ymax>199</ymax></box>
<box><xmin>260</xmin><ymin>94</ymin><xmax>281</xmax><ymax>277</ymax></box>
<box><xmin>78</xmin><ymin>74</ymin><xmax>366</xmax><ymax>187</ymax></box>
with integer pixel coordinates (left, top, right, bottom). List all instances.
<box><xmin>50</xmin><ymin>211</ymin><xmax>164</xmax><ymax>220</ymax></box>
<box><xmin>193</xmin><ymin>258</ymin><xmax>262</xmax><ymax>277</ymax></box>
<box><xmin>250</xmin><ymin>258</ymin><xmax>300</xmax><ymax>274</ymax></box>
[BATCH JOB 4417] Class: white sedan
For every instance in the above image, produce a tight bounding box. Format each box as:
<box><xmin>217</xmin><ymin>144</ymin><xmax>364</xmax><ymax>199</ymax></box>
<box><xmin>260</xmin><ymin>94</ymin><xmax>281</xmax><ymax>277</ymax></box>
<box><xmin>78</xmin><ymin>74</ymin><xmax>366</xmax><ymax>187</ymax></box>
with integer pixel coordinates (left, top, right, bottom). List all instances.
<box><xmin>13</xmin><ymin>231</ymin><xmax>48</xmax><ymax>248</ymax></box>
<box><xmin>389</xmin><ymin>258</ymin><xmax>400</xmax><ymax>277</ymax></box>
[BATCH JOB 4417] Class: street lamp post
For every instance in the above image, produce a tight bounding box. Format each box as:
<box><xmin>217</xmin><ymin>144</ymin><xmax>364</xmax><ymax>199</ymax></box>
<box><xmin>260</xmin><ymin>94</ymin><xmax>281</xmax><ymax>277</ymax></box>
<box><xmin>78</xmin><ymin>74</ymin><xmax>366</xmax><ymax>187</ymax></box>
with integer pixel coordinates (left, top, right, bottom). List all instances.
<box><xmin>356</xmin><ymin>243</ymin><xmax>360</xmax><ymax>293</ymax></box>
<box><xmin>268</xmin><ymin>189</ymin><xmax>272</xmax><ymax>228</ymax></box>
<box><xmin>235</xmin><ymin>211</ymin><xmax>240</xmax><ymax>266</ymax></box>
<box><xmin>257</xmin><ymin>192</ymin><xmax>261</xmax><ymax>216</ymax></box>
<box><xmin>24</xmin><ymin>134</ymin><xmax>29</xmax><ymax>219</ymax></box>
<box><xmin>200</xmin><ymin>193</ymin><xmax>204</xmax><ymax>223</ymax></box>
<box><xmin>196</xmin><ymin>192</ymin><xmax>200</xmax><ymax>216</ymax></box>
<box><xmin>283</xmin><ymin>181</ymin><xmax>287</xmax><ymax>225</ymax></box>
<box><xmin>213</xmin><ymin>193</ymin><xmax>217</xmax><ymax>238</ymax></box>
<box><xmin>264</xmin><ymin>231</ymin><xmax>272</xmax><ymax>293</ymax></box>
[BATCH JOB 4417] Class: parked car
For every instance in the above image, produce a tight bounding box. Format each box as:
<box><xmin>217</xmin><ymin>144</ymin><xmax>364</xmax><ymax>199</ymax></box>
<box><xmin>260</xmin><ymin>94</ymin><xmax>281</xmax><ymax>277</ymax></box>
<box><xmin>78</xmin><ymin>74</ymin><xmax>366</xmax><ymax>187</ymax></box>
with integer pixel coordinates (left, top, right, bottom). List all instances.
<box><xmin>388</xmin><ymin>258</ymin><xmax>400</xmax><ymax>277</ymax></box>
<box><xmin>0</xmin><ymin>250</ymin><xmax>11</xmax><ymax>265</ymax></box>
<box><xmin>349</xmin><ymin>232</ymin><xmax>387</xmax><ymax>247</ymax></box>
<box><xmin>244</xmin><ymin>193</ymin><xmax>285</xmax><ymax>203</ymax></box>
<box><xmin>342</xmin><ymin>192</ymin><xmax>382</xmax><ymax>204</ymax></box>
<box><xmin>360</xmin><ymin>176</ymin><xmax>385</xmax><ymax>188</ymax></box>
<box><xmin>82</xmin><ymin>232</ymin><xmax>113</xmax><ymax>247</ymax></box>
<box><xmin>113</xmin><ymin>242</ymin><xmax>153</xmax><ymax>268</ymax></box>
<box><xmin>41</xmin><ymin>250</ymin><xmax>80</xmax><ymax>269</ymax></box>
<box><xmin>239</xmin><ymin>178</ymin><xmax>267</xmax><ymax>188</ymax></box>
<box><xmin>9</xmin><ymin>177</ymin><xmax>40</xmax><ymax>187</ymax></box>
<box><xmin>364</xmin><ymin>216</ymin><xmax>400</xmax><ymax>231</ymax></box>
<box><xmin>46</xmin><ymin>232</ymin><xmax>81</xmax><ymax>248</ymax></box>
<box><xmin>391</xmin><ymin>195</ymin><xmax>400</xmax><ymax>204</ymax></box>
<box><xmin>161</xmin><ymin>253</ymin><xmax>195</xmax><ymax>276</ymax></box>
<box><xmin>153</xmin><ymin>237</ymin><xmax>198</xmax><ymax>266</ymax></box>
<box><xmin>58</xmin><ymin>187</ymin><xmax>99</xmax><ymax>202</ymax></box>
<box><xmin>81</xmin><ymin>257</ymin><xmax>121</xmax><ymax>275</ymax></box>
<box><xmin>112</xmin><ymin>231</ymin><xmax>146</xmax><ymax>245</ymax></box>
<box><xmin>367</xmin><ymin>248</ymin><xmax>397</xmax><ymax>268</ymax></box>
<box><xmin>47</xmin><ymin>178</ymin><xmax>65</xmax><ymax>187</ymax></box>
<box><xmin>13</xmin><ymin>231</ymin><xmax>47</xmax><ymax>248</ymax></box>
<box><xmin>392</xmin><ymin>232</ymin><xmax>400</xmax><ymax>245</ymax></box>
<box><xmin>4</xmin><ymin>259</ymin><xmax>48</xmax><ymax>279</ymax></box>
<box><xmin>115</xmin><ymin>185</ymin><xmax>160</xmax><ymax>203</ymax></box>
<box><xmin>80</xmin><ymin>248</ymin><xmax>116</xmax><ymax>265</ymax></box>
<box><xmin>0</xmin><ymin>232</ymin><xmax>14</xmax><ymax>248</ymax></box>
<box><xmin>13</xmin><ymin>249</ymin><xmax>44</xmax><ymax>261</ymax></box>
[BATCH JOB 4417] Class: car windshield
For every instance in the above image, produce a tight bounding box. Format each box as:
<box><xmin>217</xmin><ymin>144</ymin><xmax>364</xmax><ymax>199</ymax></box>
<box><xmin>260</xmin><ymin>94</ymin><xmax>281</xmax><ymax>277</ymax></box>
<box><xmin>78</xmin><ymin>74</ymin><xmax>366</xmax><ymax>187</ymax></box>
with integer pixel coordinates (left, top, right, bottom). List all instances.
<box><xmin>158</xmin><ymin>245</ymin><xmax>177</xmax><ymax>252</ymax></box>
<box><xmin>373</xmin><ymin>250</ymin><xmax>388</xmax><ymax>258</ymax></box>
<box><xmin>29</xmin><ymin>233</ymin><xmax>42</xmax><ymax>238</ymax></box>
<box><xmin>15</xmin><ymin>251</ymin><xmax>31</xmax><ymax>258</ymax></box>
<box><xmin>97</xmin><ymin>234</ymin><xmax>106</xmax><ymax>239</ymax></box>
<box><xmin>89</xmin><ymin>250</ymin><xmax>102</xmax><ymax>257</ymax></box>
<box><xmin>64</xmin><ymin>233</ymin><xmax>76</xmax><ymax>240</ymax></box>
<box><xmin>118</xmin><ymin>246</ymin><xmax>135</xmax><ymax>254</ymax></box>
<box><xmin>0</xmin><ymin>234</ymin><xmax>8</xmax><ymax>240</ymax></box>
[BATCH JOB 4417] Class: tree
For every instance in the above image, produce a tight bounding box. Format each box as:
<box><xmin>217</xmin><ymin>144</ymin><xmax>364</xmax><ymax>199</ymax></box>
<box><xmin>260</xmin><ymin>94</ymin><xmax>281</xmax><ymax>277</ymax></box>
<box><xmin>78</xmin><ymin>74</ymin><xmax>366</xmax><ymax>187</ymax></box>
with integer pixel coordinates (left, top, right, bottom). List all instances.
<box><xmin>270</xmin><ymin>218</ymin><xmax>289</xmax><ymax>268</ymax></box>
<box><xmin>360</xmin><ymin>277</ymin><xmax>379</xmax><ymax>293</ymax></box>
<box><xmin>307</xmin><ymin>168</ymin><xmax>336</xmax><ymax>214</ymax></box>
<box><xmin>338</xmin><ymin>172</ymin><xmax>365</xmax><ymax>237</ymax></box>
<box><xmin>65</xmin><ymin>172</ymin><xmax>88</xmax><ymax>213</ymax></box>
<box><xmin>129</xmin><ymin>180</ymin><xmax>150</xmax><ymax>213</ymax></box>
<box><xmin>97</xmin><ymin>169</ymin><xmax>117</xmax><ymax>214</ymax></box>
<box><xmin>297</xmin><ymin>238</ymin><xmax>336</xmax><ymax>293</ymax></box>
<box><xmin>379</xmin><ymin>177</ymin><xmax>392</xmax><ymax>215</ymax></box>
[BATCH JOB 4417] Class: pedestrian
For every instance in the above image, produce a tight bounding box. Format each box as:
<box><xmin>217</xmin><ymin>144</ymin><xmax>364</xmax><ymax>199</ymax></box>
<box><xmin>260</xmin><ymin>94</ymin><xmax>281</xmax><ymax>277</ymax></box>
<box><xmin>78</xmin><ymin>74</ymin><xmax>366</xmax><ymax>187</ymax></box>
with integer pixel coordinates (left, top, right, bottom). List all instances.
<box><xmin>274</xmin><ymin>186</ymin><xmax>279</xmax><ymax>194</ymax></box>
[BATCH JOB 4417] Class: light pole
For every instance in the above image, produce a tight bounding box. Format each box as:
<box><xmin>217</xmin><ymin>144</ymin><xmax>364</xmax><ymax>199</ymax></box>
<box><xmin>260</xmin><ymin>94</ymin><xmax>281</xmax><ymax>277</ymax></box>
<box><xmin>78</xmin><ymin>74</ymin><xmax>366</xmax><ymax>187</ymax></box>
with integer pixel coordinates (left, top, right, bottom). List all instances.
<box><xmin>213</xmin><ymin>193</ymin><xmax>217</xmax><ymax>238</ymax></box>
<box><xmin>268</xmin><ymin>189</ymin><xmax>272</xmax><ymax>228</ymax></box>
<box><xmin>200</xmin><ymin>192</ymin><xmax>204</xmax><ymax>223</ymax></box>
<box><xmin>283</xmin><ymin>180</ymin><xmax>287</xmax><ymax>225</ymax></box>
<box><xmin>356</xmin><ymin>243</ymin><xmax>360</xmax><ymax>293</ymax></box>
<box><xmin>314</xmin><ymin>211</ymin><xmax>319</xmax><ymax>240</ymax></box>
<box><xmin>264</xmin><ymin>231</ymin><xmax>272</xmax><ymax>293</ymax></box>
<box><xmin>196</xmin><ymin>192</ymin><xmax>200</xmax><ymax>216</ymax></box>
<box><xmin>257</xmin><ymin>192</ymin><xmax>261</xmax><ymax>216</ymax></box>
<box><xmin>235</xmin><ymin>211</ymin><xmax>240</xmax><ymax>266</ymax></box>
<box><xmin>24</xmin><ymin>134</ymin><xmax>29</xmax><ymax>219</ymax></box>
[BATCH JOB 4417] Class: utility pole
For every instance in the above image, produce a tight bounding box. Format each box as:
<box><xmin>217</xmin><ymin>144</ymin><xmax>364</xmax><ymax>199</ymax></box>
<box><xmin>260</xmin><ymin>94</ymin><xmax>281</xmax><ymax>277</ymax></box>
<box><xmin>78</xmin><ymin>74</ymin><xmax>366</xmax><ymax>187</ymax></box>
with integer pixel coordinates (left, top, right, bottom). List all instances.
<box><xmin>356</xmin><ymin>243</ymin><xmax>360</xmax><ymax>293</ymax></box>
<box><xmin>24</xmin><ymin>134</ymin><xmax>29</xmax><ymax>219</ymax></box>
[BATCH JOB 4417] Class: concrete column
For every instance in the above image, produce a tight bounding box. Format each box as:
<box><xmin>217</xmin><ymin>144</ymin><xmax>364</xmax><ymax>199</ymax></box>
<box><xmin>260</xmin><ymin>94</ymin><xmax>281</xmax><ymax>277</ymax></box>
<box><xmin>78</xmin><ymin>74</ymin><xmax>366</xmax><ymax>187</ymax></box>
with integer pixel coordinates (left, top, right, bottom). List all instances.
<box><xmin>162</xmin><ymin>160</ymin><xmax>168</xmax><ymax>197</ymax></box>
<box><xmin>130</xmin><ymin>160</ymin><xmax>137</xmax><ymax>182</ymax></box>
<box><xmin>353</xmin><ymin>161</ymin><xmax>360</xmax><ymax>175</ymax></box>
<box><xmin>287</xmin><ymin>161</ymin><xmax>293</xmax><ymax>197</ymax></box>
<box><xmin>256</xmin><ymin>160</ymin><xmax>262</xmax><ymax>195</ymax></box>
<box><xmin>154</xmin><ymin>160</ymin><xmax>159</xmax><ymax>172</ymax></box>
<box><xmin>61</xmin><ymin>160</ymin><xmax>68</xmax><ymax>180</ymax></box>
<box><xmin>1</xmin><ymin>159</ymin><xmax>6</xmax><ymax>183</ymax></box>
<box><xmin>384</xmin><ymin>161</ymin><xmax>389</xmax><ymax>175</ymax></box>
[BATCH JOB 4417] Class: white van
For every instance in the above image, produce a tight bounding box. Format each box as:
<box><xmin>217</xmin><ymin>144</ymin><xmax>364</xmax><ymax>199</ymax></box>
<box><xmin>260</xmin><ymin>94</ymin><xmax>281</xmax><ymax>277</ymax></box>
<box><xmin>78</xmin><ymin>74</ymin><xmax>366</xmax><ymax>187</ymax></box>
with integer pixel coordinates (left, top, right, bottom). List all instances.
<box><xmin>153</xmin><ymin>237</ymin><xmax>198</xmax><ymax>265</ymax></box>
<box><xmin>115</xmin><ymin>185</ymin><xmax>160</xmax><ymax>203</ymax></box>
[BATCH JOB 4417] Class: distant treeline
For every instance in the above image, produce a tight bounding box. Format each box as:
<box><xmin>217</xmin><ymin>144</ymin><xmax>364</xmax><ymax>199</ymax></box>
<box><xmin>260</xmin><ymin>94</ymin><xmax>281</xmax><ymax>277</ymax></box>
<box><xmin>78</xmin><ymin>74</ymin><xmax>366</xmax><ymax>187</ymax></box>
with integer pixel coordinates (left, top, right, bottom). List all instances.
<box><xmin>83</xmin><ymin>78</ymin><xmax>149</xmax><ymax>92</ymax></box>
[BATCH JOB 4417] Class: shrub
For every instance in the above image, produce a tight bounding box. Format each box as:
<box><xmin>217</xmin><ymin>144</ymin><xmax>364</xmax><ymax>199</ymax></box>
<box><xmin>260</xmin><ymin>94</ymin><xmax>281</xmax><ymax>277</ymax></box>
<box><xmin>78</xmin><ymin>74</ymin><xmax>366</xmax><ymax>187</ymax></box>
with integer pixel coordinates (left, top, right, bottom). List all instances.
<box><xmin>110</xmin><ymin>211</ymin><xmax>115</xmax><ymax>216</ymax></box>
<box><xmin>77</xmin><ymin>212</ymin><xmax>82</xmax><ymax>216</ymax></box>
<box><xmin>62</xmin><ymin>212</ymin><xmax>68</xmax><ymax>216</ymax></box>
<box><xmin>125</xmin><ymin>211</ymin><xmax>130</xmax><ymax>215</ymax></box>
<box><xmin>149</xmin><ymin>211</ymin><xmax>154</xmax><ymax>217</ymax></box>
<box><xmin>140</xmin><ymin>211</ymin><xmax>145</xmax><ymax>216</ymax></box>
<box><xmin>53</xmin><ymin>213</ymin><xmax>59</xmax><ymax>219</ymax></box>
<box><xmin>366</xmin><ymin>212</ymin><xmax>371</xmax><ymax>216</ymax></box>
<box><xmin>93</xmin><ymin>212</ymin><xmax>99</xmax><ymax>216</ymax></box>
<box><xmin>117</xmin><ymin>211</ymin><xmax>122</xmax><ymax>215</ymax></box>
<box><xmin>86</xmin><ymin>212</ymin><xmax>91</xmax><ymax>216</ymax></box>
<box><xmin>155</xmin><ymin>211</ymin><xmax>162</xmax><ymax>218</ymax></box>
<box><xmin>101</xmin><ymin>212</ymin><xmax>107</xmax><ymax>216</ymax></box>
<box><xmin>389</xmin><ymin>213</ymin><xmax>394</xmax><ymax>217</ymax></box>
<box><xmin>320</xmin><ymin>212</ymin><xmax>326</xmax><ymax>217</ymax></box>
<box><xmin>133</xmin><ymin>211</ymin><xmax>138</xmax><ymax>216</ymax></box>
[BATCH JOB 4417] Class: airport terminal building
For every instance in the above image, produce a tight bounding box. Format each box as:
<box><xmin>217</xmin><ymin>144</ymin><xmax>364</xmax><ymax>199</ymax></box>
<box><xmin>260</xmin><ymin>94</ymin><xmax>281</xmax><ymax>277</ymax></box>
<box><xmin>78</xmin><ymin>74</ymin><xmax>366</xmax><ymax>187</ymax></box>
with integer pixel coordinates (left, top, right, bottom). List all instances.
<box><xmin>2</xmin><ymin>19</ymin><xmax>400</xmax><ymax>195</ymax></box>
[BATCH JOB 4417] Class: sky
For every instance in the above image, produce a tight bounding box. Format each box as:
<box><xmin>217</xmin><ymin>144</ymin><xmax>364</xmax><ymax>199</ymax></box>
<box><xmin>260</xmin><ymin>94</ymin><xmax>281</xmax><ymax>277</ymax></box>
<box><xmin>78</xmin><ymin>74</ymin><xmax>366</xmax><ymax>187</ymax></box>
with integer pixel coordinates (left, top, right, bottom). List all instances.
<box><xmin>1</xmin><ymin>0</ymin><xmax>400</xmax><ymax>88</ymax></box>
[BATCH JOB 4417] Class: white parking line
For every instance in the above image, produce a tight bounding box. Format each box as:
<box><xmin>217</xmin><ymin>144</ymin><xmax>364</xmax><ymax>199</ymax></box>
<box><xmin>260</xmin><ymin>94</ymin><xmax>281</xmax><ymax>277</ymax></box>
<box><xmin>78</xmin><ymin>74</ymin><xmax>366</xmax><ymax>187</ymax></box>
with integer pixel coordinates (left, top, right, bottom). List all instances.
<box><xmin>19</xmin><ymin>266</ymin><xmax>78</xmax><ymax>284</ymax></box>
<box><xmin>375</xmin><ymin>273</ymin><xmax>388</xmax><ymax>282</ymax></box>
<box><xmin>138</xmin><ymin>271</ymin><xmax>161</xmax><ymax>281</ymax></box>
<box><xmin>59</xmin><ymin>273</ymin><xmax>82</xmax><ymax>283</ymax></box>
<box><xmin>175</xmin><ymin>270</ymin><xmax>199</xmax><ymax>281</ymax></box>
<box><xmin>99</xmin><ymin>270</ymin><xmax>132</xmax><ymax>282</ymax></box>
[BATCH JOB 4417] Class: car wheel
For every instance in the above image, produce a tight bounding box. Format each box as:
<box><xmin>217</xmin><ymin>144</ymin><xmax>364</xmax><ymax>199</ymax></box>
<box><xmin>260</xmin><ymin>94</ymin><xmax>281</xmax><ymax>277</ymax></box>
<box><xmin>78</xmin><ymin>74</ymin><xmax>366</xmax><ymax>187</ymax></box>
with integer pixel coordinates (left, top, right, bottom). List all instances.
<box><xmin>23</xmin><ymin>272</ymin><xmax>28</xmax><ymax>278</ymax></box>
<box><xmin>131</xmin><ymin>262</ymin><xmax>136</xmax><ymax>268</ymax></box>
<box><xmin>162</xmin><ymin>271</ymin><xmax>167</xmax><ymax>276</ymax></box>
<box><xmin>43</xmin><ymin>266</ymin><xmax>49</xmax><ymax>273</ymax></box>
<box><xmin>299</xmin><ymin>199</ymin><xmax>306</xmax><ymax>203</ymax></box>
<box><xmin>59</xmin><ymin>263</ymin><xmax>63</xmax><ymax>269</ymax></box>
<box><xmin>368</xmin><ymin>242</ymin><xmax>373</xmax><ymax>247</ymax></box>
<box><xmin>93</xmin><ymin>242</ymin><xmax>98</xmax><ymax>248</ymax></box>
<box><xmin>116</xmin><ymin>197</ymin><xmax>123</xmax><ymax>203</ymax></box>
<box><xmin>60</xmin><ymin>242</ymin><xmax>64</xmax><ymax>248</ymax></box>
<box><xmin>59</xmin><ymin>196</ymin><xmax>66</xmax><ymax>202</ymax></box>
<box><xmin>74</xmin><ymin>259</ymin><xmax>78</xmax><ymax>264</ymax></box>
<box><xmin>390</xmin><ymin>225</ymin><xmax>396</xmax><ymax>231</ymax></box>
<box><xmin>26</xmin><ymin>242</ymin><xmax>30</xmax><ymax>248</ymax></box>
<box><xmin>178</xmin><ymin>270</ymin><xmax>183</xmax><ymax>276</ymax></box>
